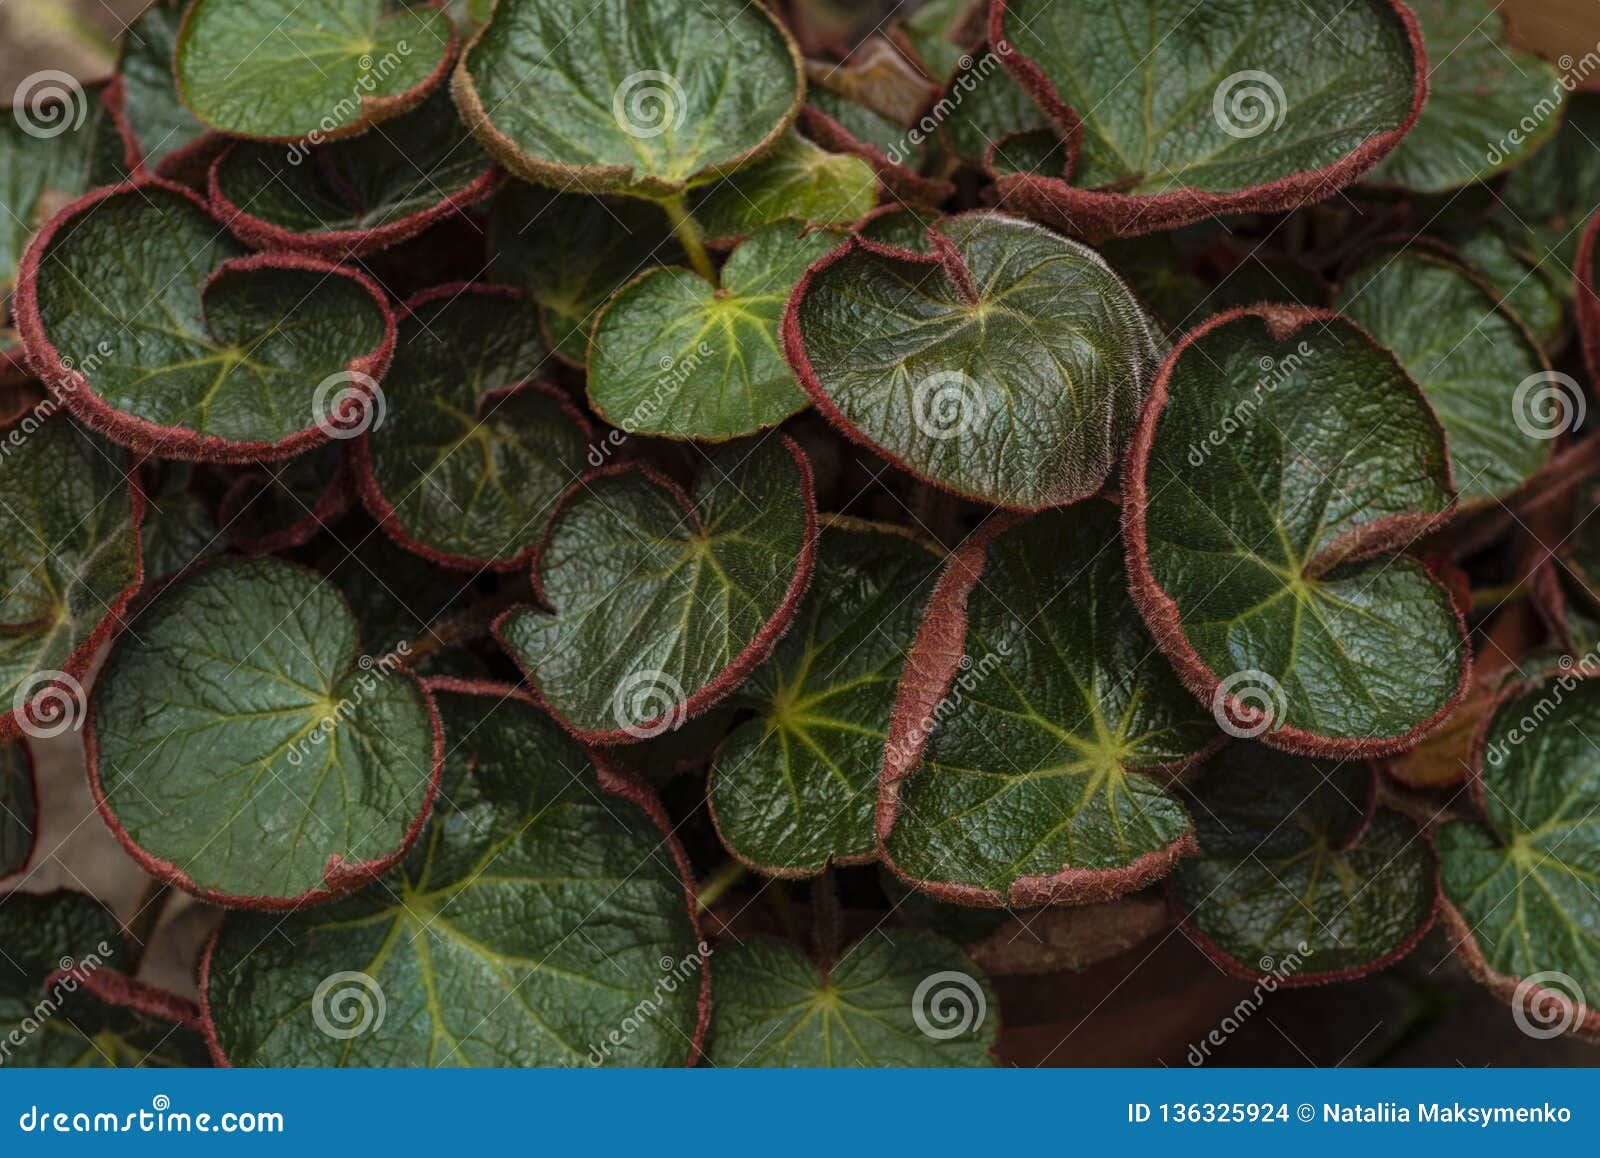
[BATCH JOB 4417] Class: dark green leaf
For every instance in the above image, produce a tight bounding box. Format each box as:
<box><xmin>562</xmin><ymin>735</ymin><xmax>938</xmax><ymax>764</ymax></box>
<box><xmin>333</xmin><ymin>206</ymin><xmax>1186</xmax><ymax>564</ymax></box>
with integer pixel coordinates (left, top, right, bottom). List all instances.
<box><xmin>1437</xmin><ymin>673</ymin><xmax>1600</xmax><ymax>1036</ymax></box>
<box><xmin>710</xmin><ymin>523</ymin><xmax>940</xmax><ymax>876</ymax></box>
<box><xmin>708</xmin><ymin>933</ymin><xmax>995</xmax><ymax>1066</ymax></box>
<box><xmin>1454</xmin><ymin>229</ymin><xmax>1567</xmax><ymax>352</ymax></box>
<box><xmin>211</xmin><ymin>89</ymin><xmax>498</xmax><ymax>255</ymax></box>
<box><xmin>112</xmin><ymin>0</ymin><xmax>208</xmax><ymax>171</ymax></box>
<box><xmin>0</xmin><ymin>413</ymin><xmax>141</xmax><ymax>740</ymax></box>
<box><xmin>993</xmin><ymin>0</ymin><xmax>1421</xmax><ymax>234</ymax></box>
<box><xmin>139</xmin><ymin>464</ymin><xmax>220</xmax><ymax>582</ymax></box>
<box><xmin>0</xmin><ymin>739</ymin><xmax>34</xmax><ymax>879</ymax></box>
<box><xmin>1174</xmin><ymin>746</ymin><xmax>1436</xmax><ymax>980</ymax></box>
<box><xmin>1367</xmin><ymin>0</ymin><xmax>1562</xmax><ymax>193</ymax></box>
<box><xmin>1335</xmin><ymin>251</ymin><xmax>1551</xmax><ymax>505</ymax></box>
<box><xmin>1127</xmin><ymin>307</ymin><xmax>1468</xmax><ymax>754</ymax></box>
<box><xmin>689</xmin><ymin>132</ymin><xmax>877</xmax><ymax>243</ymax></box>
<box><xmin>787</xmin><ymin>211</ymin><xmax>1165</xmax><ymax>509</ymax></box>
<box><xmin>90</xmin><ymin>557</ymin><xmax>440</xmax><ymax>905</ymax></box>
<box><xmin>489</xmin><ymin>185</ymin><xmax>680</xmax><ymax>366</ymax></box>
<box><xmin>357</xmin><ymin>285</ymin><xmax>588</xmax><ymax>567</ymax></box>
<box><xmin>25</xmin><ymin>185</ymin><xmax>394</xmax><ymax>459</ymax></box>
<box><xmin>1497</xmin><ymin>93</ymin><xmax>1600</xmax><ymax>296</ymax></box>
<box><xmin>205</xmin><ymin>685</ymin><xmax>705</xmax><ymax>1066</ymax></box>
<box><xmin>217</xmin><ymin>443</ymin><xmax>350</xmax><ymax>552</ymax></box>
<box><xmin>497</xmin><ymin>437</ymin><xmax>816</xmax><ymax>743</ymax></box>
<box><xmin>455</xmin><ymin>0</ymin><xmax>802</xmax><ymax>197</ymax></box>
<box><xmin>175</xmin><ymin>0</ymin><xmax>454</xmax><ymax>141</ymax></box>
<box><xmin>882</xmin><ymin>504</ymin><xmax>1218</xmax><ymax>905</ymax></box>
<box><xmin>590</xmin><ymin>221</ymin><xmax>840</xmax><ymax>440</ymax></box>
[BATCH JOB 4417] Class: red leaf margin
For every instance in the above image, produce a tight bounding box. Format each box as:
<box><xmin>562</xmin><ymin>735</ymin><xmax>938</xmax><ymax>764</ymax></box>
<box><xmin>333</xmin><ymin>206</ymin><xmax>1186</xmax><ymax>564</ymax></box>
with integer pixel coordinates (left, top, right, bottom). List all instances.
<box><xmin>491</xmin><ymin>434</ymin><xmax>820</xmax><ymax>747</ymax></box>
<box><xmin>875</xmin><ymin>509</ymin><xmax>1225</xmax><ymax>908</ymax></box>
<box><xmin>82</xmin><ymin>555</ymin><xmax>445</xmax><ymax>912</ymax></box>
<box><xmin>349</xmin><ymin>282</ymin><xmax>596</xmax><ymax>573</ymax></box>
<box><xmin>986</xmin><ymin>0</ymin><xmax>1429</xmax><ymax>240</ymax></box>
<box><xmin>14</xmin><ymin>178</ymin><xmax>399</xmax><ymax>464</ymax></box>
<box><xmin>1121</xmin><ymin>303</ymin><xmax>1473</xmax><ymax>759</ymax></box>
<box><xmin>196</xmin><ymin>676</ymin><xmax>712</xmax><ymax>1068</ymax></box>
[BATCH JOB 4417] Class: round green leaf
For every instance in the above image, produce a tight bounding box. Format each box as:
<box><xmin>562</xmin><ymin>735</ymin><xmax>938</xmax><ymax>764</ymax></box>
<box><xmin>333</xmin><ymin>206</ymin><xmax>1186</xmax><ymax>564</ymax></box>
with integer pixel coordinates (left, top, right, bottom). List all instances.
<box><xmin>590</xmin><ymin>221</ymin><xmax>839</xmax><ymax>440</ymax></box>
<box><xmin>1174</xmin><ymin>746</ymin><xmax>1436</xmax><ymax>981</ymax></box>
<box><xmin>23</xmin><ymin>184</ymin><xmax>395</xmax><ymax>460</ymax></box>
<box><xmin>1126</xmin><ymin>307</ymin><xmax>1468</xmax><ymax>755</ymax></box>
<box><xmin>1437</xmin><ymin>674</ymin><xmax>1600</xmax><ymax>1037</ymax></box>
<box><xmin>356</xmin><ymin>285</ymin><xmax>589</xmax><ymax>568</ymax></box>
<box><xmin>1335</xmin><ymin>251</ymin><xmax>1551</xmax><ymax>506</ymax></box>
<box><xmin>708</xmin><ymin>933</ymin><xmax>995</xmax><ymax>1067</ymax></box>
<box><xmin>1453</xmin><ymin>230</ymin><xmax>1567</xmax><ymax>353</ymax></box>
<box><xmin>205</xmin><ymin>685</ymin><xmax>705</xmax><ymax>1067</ymax></box>
<box><xmin>490</xmin><ymin>185</ymin><xmax>681</xmax><ymax>366</ymax></box>
<box><xmin>689</xmin><ymin>132</ymin><xmax>878</xmax><ymax>243</ymax></box>
<box><xmin>0</xmin><ymin>413</ymin><xmax>142</xmax><ymax>742</ymax></box>
<box><xmin>112</xmin><ymin>0</ymin><xmax>208</xmax><ymax>172</ymax></box>
<box><xmin>90</xmin><ymin>557</ymin><xmax>441</xmax><ymax>906</ymax></box>
<box><xmin>0</xmin><ymin>890</ymin><xmax>208</xmax><ymax>1067</ymax></box>
<box><xmin>881</xmin><ymin>504</ymin><xmax>1219</xmax><ymax>906</ymax></box>
<box><xmin>992</xmin><ymin>0</ymin><xmax>1422</xmax><ymax>235</ymax></box>
<box><xmin>175</xmin><ymin>0</ymin><xmax>454</xmax><ymax>142</ymax></box>
<box><xmin>710</xmin><ymin>523</ymin><xmax>941</xmax><ymax>876</ymax></box>
<box><xmin>497</xmin><ymin>436</ymin><xmax>816</xmax><ymax>744</ymax></box>
<box><xmin>211</xmin><ymin>89</ymin><xmax>498</xmax><ymax>256</ymax></box>
<box><xmin>786</xmin><ymin>211</ymin><xmax>1165</xmax><ymax>510</ymax></box>
<box><xmin>0</xmin><ymin>739</ymin><xmax>34</xmax><ymax>879</ymax></box>
<box><xmin>1366</xmin><ymin>0</ymin><xmax>1563</xmax><ymax>194</ymax></box>
<box><xmin>454</xmin><ymin>0</ymin><xmax>803</xmax><ymax>197</ymax></box>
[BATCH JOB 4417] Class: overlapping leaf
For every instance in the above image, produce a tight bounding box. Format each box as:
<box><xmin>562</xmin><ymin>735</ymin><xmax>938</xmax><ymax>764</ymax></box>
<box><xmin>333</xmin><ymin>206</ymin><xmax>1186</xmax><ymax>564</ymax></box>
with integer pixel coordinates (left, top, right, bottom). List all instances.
<box><xmin>497</xmin><ymin>437</ymin><xmax>816</xmax><ymax>743</ymax></box>
<box><xmin>689</xmin><ymin>132</ymin><xmax>877</xmax><ymax>243</ymax></box>
<box><xmin>454</xmin><ymin>0</ymin><xmax>802</xmax><ymax>197</ymax></box>
<box><xmin>1173</xmin><ymin>746</ymin><xmax>1436</xmax><ymax>981</ymax></box>
<box><xmin>708</xmin><ymin>933</ymin><xmax>995</xmax><ymax>1066</ymax></box>
<box><xmin>1454</xmin><ymin>230</ymin><xmax>1567</xmax><ymax>352</ymax></box>
<box><xmin>881</xmin><ymin>504</ymin><xmax>1219</xmax><ymax>906</ymax></box>
<box><xmin>785</xmin><ymin>211</ymin><xmax>1165</xmax><ymax>509</ymax></box>
<box><xmin>0</xmin><ymin>739</ymin><xmax>34</xmax><ymax>879</ymax></box>
<box><xmin>1367</xmin><ymin>0</ymin><xmax>1562</xmax><ymax>193</ymax></box>
<box><xmin>490</xmin><ymin>185</ymin><xmax>680</xmax><ymax>366</ymax></box>
<box><xmin>356</xmin><ymin>285</ymin><xmax>588</xmax><ymax>567</ymax></box>
<box><xmin>139</xmin><ymin>464</ymin><xmax>221</xmax><ymax>582</ymax></box>
<box><xmin>0</xmin><ymin>890</ymin><xmax>207</xmax><ymax>1067</ymax></box>
<box><xmin>110</xmin><ymin>0</ymin><xmax>209</xmax><ymax>173</ymax></box>
<box><xmin>1336</xmin><ymin>251</ymin><xmax>1551</xmax><ymax>505</ymax></box>
<box><xmin>991</xmin><ymin>0</ymin><xmax>1423</xmax><ymax>235</ymax></box>
<box><xmin>22</xmin><ymin>184</ymin><xmax>394</xmax><ymax>460</ymax></box>
<box><xmin>176</xmin><ymin>0</ymin><xmax>454</xmax><ymax>141</ymax></box>
<box><xmin>1497</xmin><ymin>94</ymin><xmax>1600</xmax><ymax>298</ymax></box>
<box><xmin>1126</xmin><ymin>307</ymin><xmax>1469</xmax><ymax>754</ymax></box>
<box><xmin>211</xmin><ymin>90</ymin><xmax>499</xmax><ymax>256</ymax></box>
<box><xmin>217</xmin><ymin>444</ymin><xmax>351</xmax><ymax>553</ymax></box>
<box><xmin>205</xmin><ymin>685</ymin><xmax>705</xmax><ymax>1066</ymax></box>
<box><xmin>90</xmin><ymin>557</ymin><xmax>440</xmax><ymax>905</ymax></box>
<box><xmin>0</xmin><ymin>412</ymin><xmax>142</xmax><ymax>741</ymax></box>
<box><xmin>590</xmin><ymin>222</ymin><xmax>840</xmax><ymax>440</ymax></box>
<box><xmin>1437</xmin><ymin>674</ymin><xmax>1600</xmax><ymax>1035</ymax></box>
<box><xmin>710</xmin><ymin>523</ymin><xmax>940</xmax><ymax>876</ymax></box>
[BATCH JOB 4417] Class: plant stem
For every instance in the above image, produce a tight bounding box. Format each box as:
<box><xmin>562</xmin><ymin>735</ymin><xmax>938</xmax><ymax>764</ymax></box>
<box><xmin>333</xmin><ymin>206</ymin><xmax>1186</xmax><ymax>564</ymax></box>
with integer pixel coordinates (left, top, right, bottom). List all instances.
<box><xmin>659</xmin><ymin>193</ymin><xmax>717</xmax><ymax>285</ymax></box>
<box><xmin>126</xmin><ymin>881</ymin><xmax>171</xmax><ymax>970</ymax></box>
<box><xmin>695</xmin><ymin>860</ymin><xmax>745</xmax><ymax>912</ymax></box>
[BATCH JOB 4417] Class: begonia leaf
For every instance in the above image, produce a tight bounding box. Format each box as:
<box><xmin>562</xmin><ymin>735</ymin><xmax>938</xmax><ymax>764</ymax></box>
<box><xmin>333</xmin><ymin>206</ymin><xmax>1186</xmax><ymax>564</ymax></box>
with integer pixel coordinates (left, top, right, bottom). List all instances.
<box><xmin>0</xmin><ymin>739</ymin><xmax>35</xmax><ymax>880</ymax></box>
<box><xmin>689</xmin><ymin>132</ymin><xmax>878</xmax><ymax>244</ymax></box>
